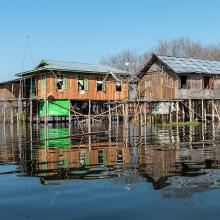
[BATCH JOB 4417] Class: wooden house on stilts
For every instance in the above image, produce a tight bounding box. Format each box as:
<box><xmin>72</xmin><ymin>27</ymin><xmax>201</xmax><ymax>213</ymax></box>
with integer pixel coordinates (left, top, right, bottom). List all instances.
<box><xmin>0</xmin><ymin>60</ymin><xmax>129</xmax><ymax>123</ymax></box>
<box><xmin>138</xmin><ymin>54</ymin><xmax>220</xmax><ymax>122</ymax></box>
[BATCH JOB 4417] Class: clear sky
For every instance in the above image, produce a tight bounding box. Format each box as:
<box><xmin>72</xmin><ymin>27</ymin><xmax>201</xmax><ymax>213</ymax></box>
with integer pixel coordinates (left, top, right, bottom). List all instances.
<box><xmin>1</xmin><ymin>0</ymin><xmax>220</xmax><ymax>81</ymax></box>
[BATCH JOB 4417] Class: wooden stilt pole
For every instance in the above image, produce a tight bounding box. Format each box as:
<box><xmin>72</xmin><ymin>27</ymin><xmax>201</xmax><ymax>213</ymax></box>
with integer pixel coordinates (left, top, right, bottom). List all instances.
<box><xmin>122</xmin><ymin>102</ymin><xmax>125</xmax><ymax>124</ymax></box>
<box><xmin>3</xmin><ymin>101</ymin><xmax>6</xmax><ymax>124</ymax></box>
<box><xmin>10</xmin><ymin>101</ymin><xmax>14</xmax><ymax>124</ymax></box>
<box><xmin>201</xmin><ymin>99</ymin><xmax>204</xmax><ymax>121</ymax></box>
<box><xmin>108</xmin><ymin>100</ymin><xmax>111</xmax><ymax>132</ymax></box>
<box><xmin>144</xmin><ymin>102</ymin><xmax>147</xmax><ymax>125</ymax></box>
<box><xmin>16</xmin><ymin>100</ymin><xmax>19</xmax><ymax>124</ymax></box>
<box><xmin>176</xmin><ymin>101</ymin><xmax>179</xmax><ymax>123</ymax></box>
<box><xmin>11</xmin><ymin>83</ymin><xmax>14</xmax><ymax>124</ymax></box>
<box><xmin>36</xmin><ymin>100</ymin><xmax>39</xmax><ymax>124</ymax></box>
<box><xmin>212</xmin><ymin>100</ymin><xmax>215</xmax><ymax>122</ymax></box>
<box><xmin>189</xmin><ymin>99</ymin><xmax>192</xmax><ymax>122</ymax></box>
<box><xmin>116</xmin><ymin>103</ymin><xmax>119</xmax><ymax>125</ymax></box>
<box><xmin>182</xmin><ymin>102</ymin><xmax>185</xmax><ymax>122</ymax></box>
<box><xmin>69</xmin><ymin>100</ymin><xmax>71</xmax><ymax>124</ymax></box>
<box><xmin>45</xmin><ymin>99</ymin><xmax>48</xmax><ymax>124</ymax></box>
<box><xmin>30</xmin><ymin>100</ymin><xmax>33</xmax><ymax>124</ymax></box>
<box><xmin>169</xmin><ymin>102</ymin><xmax>172</xmax><ymax>123</ymax></box>
<box><xmin>140</xmin><ymin>102</ymin><xmax>143</xmax><ymax>125</ymax></box>
<box><xmin>88</xmin><ymin>100</ymin><xmax>91</xmax><ymax>133</ymax></box>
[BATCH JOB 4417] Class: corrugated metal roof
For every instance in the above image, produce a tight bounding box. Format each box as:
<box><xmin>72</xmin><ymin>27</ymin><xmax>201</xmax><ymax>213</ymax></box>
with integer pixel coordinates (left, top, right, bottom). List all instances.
<box><xmin>16</xmin><ymin>60</ymin><xmax>129</xmax><ymax>78</ymax></box>
<box><xmin>35</xmin><ymin>60</ymin><xmax>129</xmax><ymax>75</ymax></box>
<box><xmin>0</xmin><ymin>78</ymin><xmax>20</xmax><ymax>85</ymax></box>
<box><xmin>157</xmin><ymin>55</ymin><xmax>220</xmax><ymax>74</ymax></box>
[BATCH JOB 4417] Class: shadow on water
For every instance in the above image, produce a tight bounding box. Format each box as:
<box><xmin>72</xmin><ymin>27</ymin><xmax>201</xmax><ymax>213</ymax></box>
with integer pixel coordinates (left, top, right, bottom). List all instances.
<box><xmin>1</xmin><ymin>122</ymin><xmax>220</xmax><ymax>199</ymax></box>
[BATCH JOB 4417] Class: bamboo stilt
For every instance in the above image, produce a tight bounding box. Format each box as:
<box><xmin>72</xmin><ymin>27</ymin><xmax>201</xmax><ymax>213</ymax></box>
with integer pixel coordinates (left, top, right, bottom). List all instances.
<box><xmin>176</xmin><ymin>101</ymin><xmax>179</xmax><ymax>123</ymax></box>
<box><xmin>212</xmin><ymin>100</ymin><xmax>215</xmax><ymax>122</ymax></box>
<box><xmin>108</xmin><ymin>100</ymin><xmax>111</xmax><ymax>132</ymax></box>
<box><xmin>189</xmin><ymin>99</ymin><xmax>192</xmax><ymax>122</ymax></box>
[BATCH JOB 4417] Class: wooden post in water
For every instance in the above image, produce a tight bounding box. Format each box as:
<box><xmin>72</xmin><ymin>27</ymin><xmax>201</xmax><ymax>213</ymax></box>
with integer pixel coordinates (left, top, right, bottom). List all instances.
<box><xmin>212</xmin><ymin>99</ymin><xmax>215</xmax><ymax>122</ymax></box>
<box><xmin>3</xmin><ymin>100</ymin><xmax>6</xmax><ymax>124</ymax></box>
<box><xmin>10</xmin><ymin>83</ymin><xmax>14</xmax><ymax>124</ymax></box>
<box><xmin>108</xmin><ymin>100</ymin><xmax>111</xmax><ymax>132</ymax></box>
<box><xmin>122</xmin><ymin>102</ymin><xmax>125</xmax><ymax>125</ymax></box>
<box><xmin>44</xmin><ymin>99</ymin><xmax>48</xmax><ymax>124</ymax></box>
<box><xmin>30</xmin><ymin>77</ymin><xmax>33</xmax><ymax>124</ymax></box>
<box><xmin>169</xmin><ymin>102</ymin><xmax>172</xmax><ymax>123</ymax></box>
<box><xmin>30</xmin><ymin>100</ymin><xmax>33</xmax><ymax>124</ymax></box>
<box><xmin>18</xmin><ymin>78</ymin><xmax>22</xmax><ymax>124</ymax></box>
<box><xmin>10</xmin><ymin>101</ymin><xmax>13</xmax><ymax>125</ymax></box>
<box><xmin>88</xmin><ymin>100</ymin><xmax>91</xmax><ymax>133</ymax></box>
<box><xmin>44</xmin><ymin>75</ymin><xmax>48</xmax><ymax>124</ymax></box>
<box><xmin>116</xmin><ymin>103</ymin><xmax>119</xmax><ymax>125</ymax></box>
<box><xmin>144</xmin><ymin>102</ymin><xmax>147</xmax><ymax>125</ymax></box>
<box><xmin>176</xmin><ymin>101</ymin><xmax>179</xmax><ymax>123</ymax></box>
<box><xmin>189</xmin><ymin>99</ymin><xmax>192</xmax><ymax>122</ymax></box>
<box><xmin>204</xmin><ymin>100</ymin><xmax>207</xmax><ymax>122</ymax></box>
<box><xmin>16</xmin><ymin>100</ymin><xmax>19</xmax><ymax>124</ymax></box>
<box><xmin>201</xmin><ymin>99</ymin><xmax>204</xmax><ymax>121</ymax></box>
<box><xmin>36</xmin><ymin>100</ymin><xmax>39</xmax><ymax>124</ymax></box>
<box><xmin>69</xmin><ymin>100</ymin><xmax>71</xmax><ymax>124</ymax></box>
<box><xmin>140</xmin><ymin>102</ymin><xmax>143</xmax><ymax>125</ymax></box>
<box><xmin>182</xmin><ymin>103</ymin><xmax>185</xmax><ymax>122</ymax></box>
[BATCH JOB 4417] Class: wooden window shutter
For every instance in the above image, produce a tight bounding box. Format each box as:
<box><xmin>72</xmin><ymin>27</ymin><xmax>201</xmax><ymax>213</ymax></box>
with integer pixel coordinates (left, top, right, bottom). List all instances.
<box><xmin>63</xmin><ymin>76</ymin><xmax>68</xmax><ymax>90</ymax></box>
<box><xmin>84</xmin><ymin>79</ymin><xmax>88</xmax><ymax>90</ymax></box>
<box><xmin>102</xmin><ymin>82</ymin><xmax>106</xmax><ymax>92</ymax></box>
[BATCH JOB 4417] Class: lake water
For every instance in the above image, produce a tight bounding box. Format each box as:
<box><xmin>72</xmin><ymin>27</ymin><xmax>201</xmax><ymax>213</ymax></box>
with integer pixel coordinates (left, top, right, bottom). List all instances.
<box><xmin>1</xmin><ymin>123</ymin><xmax>220</xmax><ymax>220</ymax></box>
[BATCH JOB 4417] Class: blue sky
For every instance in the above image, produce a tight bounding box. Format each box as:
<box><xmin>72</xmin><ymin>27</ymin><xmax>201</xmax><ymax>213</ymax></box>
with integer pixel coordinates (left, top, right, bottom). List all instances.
<box><xmin>0</xmin><ymin>0</ymin><xmax>220</xmax><ymax>81</ymax></box>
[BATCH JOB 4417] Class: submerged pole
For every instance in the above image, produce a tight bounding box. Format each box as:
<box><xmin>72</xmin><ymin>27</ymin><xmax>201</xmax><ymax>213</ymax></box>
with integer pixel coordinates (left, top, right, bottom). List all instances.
<box><xmin>88</xmin><ymin>100</ymin><xmax>91</xmax><ymax>133</ymax></box>
<box><xmin>108</xmin><ymin>100</ymin><xmax>111</xmax><ymax>132</ymax></box>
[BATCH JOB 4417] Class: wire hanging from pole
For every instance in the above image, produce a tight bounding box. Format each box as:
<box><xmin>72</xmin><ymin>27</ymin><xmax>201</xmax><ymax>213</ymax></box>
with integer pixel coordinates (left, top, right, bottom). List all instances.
<box><xmin>21</xmin><ymin>35</ymin><xmax>29</xmax><ymax>72</ymax></box>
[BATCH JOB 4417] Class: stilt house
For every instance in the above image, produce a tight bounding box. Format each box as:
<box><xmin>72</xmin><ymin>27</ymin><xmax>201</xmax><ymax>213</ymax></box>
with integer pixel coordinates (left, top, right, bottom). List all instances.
<box><xmin>138</xmin><ymin>54</ymin><xmax>220</xmax><ymax>120</ymax></box>
<box><xmin>138</xmin><ymin>54</ymin><xmax>220</xmax><ymax>100</ymax></box>
<box><xmin>0</xmin><ymin>60</ymin><xmax>129</xmax><ymax>119</ymax></box>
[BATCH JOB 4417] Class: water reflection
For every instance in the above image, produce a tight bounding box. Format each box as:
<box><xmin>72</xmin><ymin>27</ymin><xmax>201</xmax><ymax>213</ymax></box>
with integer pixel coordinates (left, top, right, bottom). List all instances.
<box><xmin>1</xmin><ymin>123</ymin><xmax>220</xmax><ymax>198</ymax></box>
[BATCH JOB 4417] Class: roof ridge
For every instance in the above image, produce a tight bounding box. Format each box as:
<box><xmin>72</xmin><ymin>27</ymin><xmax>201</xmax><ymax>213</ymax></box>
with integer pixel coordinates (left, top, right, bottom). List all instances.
<box><xmin>42</xmin><ymin>59</ymin><xmax>118</xmax><ymax>68</ymax></box>
<box><xmin>155</xmin><ymin>54</ymin><xmax>220</xmax><ymax>62</ymax></box>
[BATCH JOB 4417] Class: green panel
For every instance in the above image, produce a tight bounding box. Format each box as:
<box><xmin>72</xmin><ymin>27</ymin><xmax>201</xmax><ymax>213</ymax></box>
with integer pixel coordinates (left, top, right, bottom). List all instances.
<box><xmin>42</xmin><ymin>161</ymin><xmax>47</xmax><ymax>176</ymax></box>
<box><xmin>39</xmin><ymin>100</ymin><xmax>70</xmax><ymax>117</ymax></box>
<box><xmin>102</xmin><ymin>82</ymin><xmax>106</xmax><ymax>92</ymax></box>
<box><xmin>84</xmin><ymin>79</ymin><xmax>88</xmax><ymax>91</ymax></box>
<box><xmin>98</xmin><ymin>150</ymin><xmax>107</xmax><ymax>166</ymax></box>
<box><xmin>41</xmin><ymin>75</ymin><xmax>46</xmax><ymax>90</ymax></box>
<box><xmin>40</xmin><ymin>127</ymin><xmax>71</xmax><ymax>148</ymax></box>
<box><xmin>63</xmin><ymin>76</ymin><xmax>68</xmax><ymax>90</ymax></box>
<box><xmin>39</xmin><ymin>100</ymin><xmax>46</xmax><ymax>117</ymax></box>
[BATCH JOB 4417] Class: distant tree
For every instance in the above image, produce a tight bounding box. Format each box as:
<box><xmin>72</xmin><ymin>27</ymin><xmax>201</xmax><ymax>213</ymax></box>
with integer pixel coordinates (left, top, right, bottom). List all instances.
<box><xmin>152</xmin><ymin>37</ymin><xmax>220</xmax><ymax>60</ymax></box>
<box><xmin>100</xmin><ymin>49</ymin><xmax>148</xmax><ymax>74</ymax></box>
<box><xmin>100</xmin><ymin>37</ymin><xmax>220</xmax><ymax>74</ymax></box>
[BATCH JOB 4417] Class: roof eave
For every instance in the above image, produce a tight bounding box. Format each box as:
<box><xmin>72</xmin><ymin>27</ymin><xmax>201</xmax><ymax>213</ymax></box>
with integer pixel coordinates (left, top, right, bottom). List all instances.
<box><xmin>16</xmin><ymin>67</ymin><xmax>129</xmax><ymax>77</ymax></box>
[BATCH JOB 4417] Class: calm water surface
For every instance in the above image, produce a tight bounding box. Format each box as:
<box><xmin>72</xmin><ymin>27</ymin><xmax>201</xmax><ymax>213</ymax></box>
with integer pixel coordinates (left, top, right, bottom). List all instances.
<box><xmin>1</xmin><ymin>123</ymin><xmax>220</xmax><ymax>220</ymax></box>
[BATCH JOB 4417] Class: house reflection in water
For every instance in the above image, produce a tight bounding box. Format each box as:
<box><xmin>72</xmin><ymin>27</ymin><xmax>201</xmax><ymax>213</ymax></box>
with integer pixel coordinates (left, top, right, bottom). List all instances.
<box><xmin>137</xmin><ymin>124</ymin><xmax>220</xmax><ymax>197</ymax></box>
<box><xmin>32</xmin><ymin>126</ymin><xmax>130</xmax><ymax>184</ymax></box>
<box><xmin>139</xmin><ymin>145</ymin><xmax>181</xmax><ymax>189</ymax></box>
<box><xmin>2</xmin><ymin>123</ymin><xmax>220</xmax><ymax>195</ymax></box>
